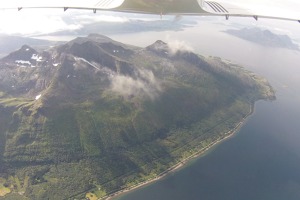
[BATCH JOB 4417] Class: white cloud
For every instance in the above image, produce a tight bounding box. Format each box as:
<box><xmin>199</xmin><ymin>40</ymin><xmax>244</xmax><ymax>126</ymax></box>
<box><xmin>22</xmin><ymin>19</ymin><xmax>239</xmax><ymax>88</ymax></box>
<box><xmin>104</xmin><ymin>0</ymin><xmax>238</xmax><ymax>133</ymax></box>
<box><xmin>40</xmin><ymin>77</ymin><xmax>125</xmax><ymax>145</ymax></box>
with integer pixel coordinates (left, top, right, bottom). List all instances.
<box><xmin>110</xmin><ymin>69</ymin><xmax>162</xmax><ymax>100</ymax></box>
<box><xmin>165</xmin><ymin>35</ymin><xmax>194</xmax><ymax>54</ymax></box>
<box><xmin>0</xmin><ymin>9</ymin><xmax>81</xmax><ymax>35</ymax></box>
<box><xmin>0</xmin><ymin>7</ymin><xmax>132</xmax><ymax>35</ymax></box>
<box><xmin>73</xmin><ymin>14</ymin><xmax>129</xmax><ymax>24</ymax></box>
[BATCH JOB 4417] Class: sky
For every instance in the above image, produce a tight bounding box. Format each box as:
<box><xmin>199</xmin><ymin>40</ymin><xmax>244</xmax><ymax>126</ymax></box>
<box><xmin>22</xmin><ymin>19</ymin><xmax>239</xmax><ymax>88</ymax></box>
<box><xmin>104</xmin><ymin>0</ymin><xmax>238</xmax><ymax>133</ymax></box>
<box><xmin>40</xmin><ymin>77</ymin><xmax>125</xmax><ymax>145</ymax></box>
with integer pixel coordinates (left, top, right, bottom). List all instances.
<box><xmin>219</xmin><ymin>0</ymin><xmax>299</xmax><ymax>17</ymax></box>
<box><xmin>0</xmin><ymin>0</ymin><xmax>299</xmax><ymax>36</ymax></box>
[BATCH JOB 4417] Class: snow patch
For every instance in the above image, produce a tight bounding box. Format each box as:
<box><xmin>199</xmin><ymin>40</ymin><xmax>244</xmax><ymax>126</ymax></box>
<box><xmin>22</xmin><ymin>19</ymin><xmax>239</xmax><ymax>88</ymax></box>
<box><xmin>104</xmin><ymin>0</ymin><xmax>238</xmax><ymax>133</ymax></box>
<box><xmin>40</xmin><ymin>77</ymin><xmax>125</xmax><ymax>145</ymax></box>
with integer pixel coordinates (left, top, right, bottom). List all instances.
<box><xmin>74</xmin><ymin>57</ymin><xmax>100</xmax><ymax>70</ymax></box>
<box><xmin>35</xmin><ymin>94</ymin><xmax>41</xmax><ymax>100</ymax></box>
<box><xmin>15</xmin><ymin>60</ymin><xmax>31</xmax><ymax>65</ymax></box>
<box><xmin>31</xmin><ymin>54</ymin><xmax>43</xmax><ymax>62</ymax></box>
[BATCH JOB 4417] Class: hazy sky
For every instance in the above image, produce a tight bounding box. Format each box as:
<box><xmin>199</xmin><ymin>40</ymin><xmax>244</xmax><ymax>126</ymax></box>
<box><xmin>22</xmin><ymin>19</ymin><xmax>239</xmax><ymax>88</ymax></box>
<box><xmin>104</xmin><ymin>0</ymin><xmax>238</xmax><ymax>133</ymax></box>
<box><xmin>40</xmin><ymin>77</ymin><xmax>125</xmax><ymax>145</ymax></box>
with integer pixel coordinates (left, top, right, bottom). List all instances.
<box><xmin>0</xmin><ymin>0</ymin><xmax>298</xmax><ymax>35</ymax></box>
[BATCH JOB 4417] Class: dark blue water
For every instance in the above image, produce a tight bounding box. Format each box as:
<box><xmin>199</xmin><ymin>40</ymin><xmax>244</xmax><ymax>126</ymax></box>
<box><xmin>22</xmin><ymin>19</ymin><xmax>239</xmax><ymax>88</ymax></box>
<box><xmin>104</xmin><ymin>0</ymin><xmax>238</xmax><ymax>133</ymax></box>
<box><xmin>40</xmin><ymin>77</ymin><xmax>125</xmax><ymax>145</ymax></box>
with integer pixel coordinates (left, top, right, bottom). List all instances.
<box><xmin>115</xmin><ymin>100</ymin><xmax>300</xmax><ymax>200</ymax></box>
<box><xmin>113</xmin><ymin>29</ymin><xmax>300</xmax><ymax>200</ymax></box>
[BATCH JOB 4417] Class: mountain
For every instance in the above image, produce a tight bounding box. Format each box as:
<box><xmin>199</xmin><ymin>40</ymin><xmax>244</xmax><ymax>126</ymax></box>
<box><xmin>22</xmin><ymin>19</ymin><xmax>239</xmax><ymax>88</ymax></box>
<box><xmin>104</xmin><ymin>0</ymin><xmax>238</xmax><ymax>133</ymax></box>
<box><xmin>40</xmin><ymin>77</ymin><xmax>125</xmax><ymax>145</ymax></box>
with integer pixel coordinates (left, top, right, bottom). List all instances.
<box><xmin>0</xmin><ymin>35</ymin><xmax>56</xmax><ymax>58</ymax></box>
<box><xmin>0</xmin><ymin>34</ymin><xmax>274</xmax><ymax>199</ymax></box>
<box><xmin>224</xmin><ymin>27</ymin><xmax>299</xmax><ymax>50</ymax></box>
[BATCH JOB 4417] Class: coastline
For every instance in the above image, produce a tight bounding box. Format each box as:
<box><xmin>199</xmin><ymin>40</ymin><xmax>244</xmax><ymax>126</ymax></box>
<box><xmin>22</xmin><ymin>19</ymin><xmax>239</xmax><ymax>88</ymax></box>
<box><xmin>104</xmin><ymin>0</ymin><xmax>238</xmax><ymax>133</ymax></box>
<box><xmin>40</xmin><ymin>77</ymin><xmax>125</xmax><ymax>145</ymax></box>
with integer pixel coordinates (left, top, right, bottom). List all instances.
<box><xmin>103</xmin><ymin>104</ymin><xmax>254</xmax><ymax>200</ymax></box>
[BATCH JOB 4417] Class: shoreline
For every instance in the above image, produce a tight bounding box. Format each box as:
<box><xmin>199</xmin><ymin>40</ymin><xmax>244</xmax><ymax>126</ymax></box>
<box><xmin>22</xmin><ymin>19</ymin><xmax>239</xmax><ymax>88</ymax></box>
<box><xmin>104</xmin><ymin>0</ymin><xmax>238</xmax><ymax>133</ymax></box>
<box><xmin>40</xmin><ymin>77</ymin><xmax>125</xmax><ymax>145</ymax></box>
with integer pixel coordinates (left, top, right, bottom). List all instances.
<box><xmin>104</xmin><ymin>104</ymin><xmax>254</xmax><ymax>200</ymax></box>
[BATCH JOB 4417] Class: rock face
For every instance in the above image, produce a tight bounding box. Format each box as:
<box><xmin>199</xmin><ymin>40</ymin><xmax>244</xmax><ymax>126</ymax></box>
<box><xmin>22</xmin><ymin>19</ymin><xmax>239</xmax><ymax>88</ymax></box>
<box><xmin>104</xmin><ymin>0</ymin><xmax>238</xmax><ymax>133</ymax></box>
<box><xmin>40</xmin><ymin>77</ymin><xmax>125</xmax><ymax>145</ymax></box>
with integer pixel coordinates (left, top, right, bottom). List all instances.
<box><xmin>0</xmin><ymin>34</ymin><xmax>274</xmax><ymax>199</ymax></box>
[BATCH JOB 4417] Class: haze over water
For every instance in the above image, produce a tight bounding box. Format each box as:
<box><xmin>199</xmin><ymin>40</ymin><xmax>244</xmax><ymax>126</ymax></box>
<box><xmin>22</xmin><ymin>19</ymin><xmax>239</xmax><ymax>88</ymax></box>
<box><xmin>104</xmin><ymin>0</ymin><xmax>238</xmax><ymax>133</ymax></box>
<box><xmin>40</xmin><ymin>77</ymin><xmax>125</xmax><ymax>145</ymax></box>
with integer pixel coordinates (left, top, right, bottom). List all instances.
<box><xmin>113</xmin><ymin>20</ymin><xmax>300</xmax><ymax>200</ymax></box>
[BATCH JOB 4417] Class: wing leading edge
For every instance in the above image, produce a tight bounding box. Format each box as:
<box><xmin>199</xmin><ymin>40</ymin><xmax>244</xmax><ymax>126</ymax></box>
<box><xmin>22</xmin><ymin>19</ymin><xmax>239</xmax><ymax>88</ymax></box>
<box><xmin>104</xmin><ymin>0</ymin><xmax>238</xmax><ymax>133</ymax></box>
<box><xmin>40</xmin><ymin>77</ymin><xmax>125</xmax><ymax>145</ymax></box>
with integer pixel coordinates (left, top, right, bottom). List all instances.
<box><xmin>1</xmin><ymin>0</ymin><xmax>299</xmax><ymax>23</ymax></box>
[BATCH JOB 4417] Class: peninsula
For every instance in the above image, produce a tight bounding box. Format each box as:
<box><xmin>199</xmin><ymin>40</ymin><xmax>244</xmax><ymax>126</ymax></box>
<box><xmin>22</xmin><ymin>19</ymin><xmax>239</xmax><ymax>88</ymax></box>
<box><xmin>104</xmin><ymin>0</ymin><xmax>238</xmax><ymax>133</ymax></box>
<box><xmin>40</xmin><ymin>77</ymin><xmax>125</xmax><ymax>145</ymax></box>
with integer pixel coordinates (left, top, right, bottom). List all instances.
<box><xmin>225</xmin><ymin>27</ymin><xmax>299</xmax><ymax>50</ymax></box>
<box><xmin>0</xmin><ymin>34</ymin><xmax>275</xmax><ymax>199</ymax></box>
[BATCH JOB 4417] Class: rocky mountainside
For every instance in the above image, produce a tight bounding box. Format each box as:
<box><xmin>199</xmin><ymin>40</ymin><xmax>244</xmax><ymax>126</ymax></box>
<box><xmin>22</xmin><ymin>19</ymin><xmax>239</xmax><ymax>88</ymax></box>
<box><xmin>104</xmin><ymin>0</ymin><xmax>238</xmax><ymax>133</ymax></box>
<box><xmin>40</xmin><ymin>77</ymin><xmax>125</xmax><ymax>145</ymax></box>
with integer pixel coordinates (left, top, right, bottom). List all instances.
<box><xmin>0</xmin><ymin>34</ymin><xmax>274</xmax><ymax>199</ymax></box>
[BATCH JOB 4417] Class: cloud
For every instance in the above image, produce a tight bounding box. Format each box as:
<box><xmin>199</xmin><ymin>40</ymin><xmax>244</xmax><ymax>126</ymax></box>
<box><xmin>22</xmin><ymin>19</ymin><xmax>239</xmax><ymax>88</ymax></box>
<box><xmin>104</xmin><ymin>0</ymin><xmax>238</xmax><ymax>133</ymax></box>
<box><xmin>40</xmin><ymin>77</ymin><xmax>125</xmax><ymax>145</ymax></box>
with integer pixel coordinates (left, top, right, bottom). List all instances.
<box><xmin>165</xmin><ymin>35</ymin><xmax>194</xmax><ymax>54</ymax></box>
<box><xmin>0</xmin><ymin>9</ymin><xmax>82</xmax><ymax>35</ymax></box>
<box><xmin>73</xmin><ymin>14</ymin><xmax>129</xmax><ymax>24</ymax></box>
<box><xmin>0</xmin><ymin>9</ymin><xmax>130</xmax><ymax>35</ymax></box>
<box><xmin>110</xmin><ymin>69</ymin><xmax>161</xmax><ymax>100</ymax></box>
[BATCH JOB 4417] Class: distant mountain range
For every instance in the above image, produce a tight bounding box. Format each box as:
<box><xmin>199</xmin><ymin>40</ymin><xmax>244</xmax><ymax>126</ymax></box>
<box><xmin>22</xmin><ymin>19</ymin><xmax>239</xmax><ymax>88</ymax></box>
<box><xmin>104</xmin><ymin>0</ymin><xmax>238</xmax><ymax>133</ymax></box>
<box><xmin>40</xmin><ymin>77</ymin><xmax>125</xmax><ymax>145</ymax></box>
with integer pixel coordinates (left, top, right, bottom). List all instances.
<box><xmin>32</xmin><ymin>18</ymin><xmax>195</xmax><ymax>38</ymax></box>
<box><xmin>225</xmin><ymin>27</ymin><xmax>299</xmax><ymax>50</ymax></box>
<box><xmin>0</xmin><ymin>34</ymin><xmax>274</xmax><ymax>199</ymax></box>
<box><xmin>0</xmin><ymin>35</ymin><xmax>56</xmax><ymax>58</ymax></box>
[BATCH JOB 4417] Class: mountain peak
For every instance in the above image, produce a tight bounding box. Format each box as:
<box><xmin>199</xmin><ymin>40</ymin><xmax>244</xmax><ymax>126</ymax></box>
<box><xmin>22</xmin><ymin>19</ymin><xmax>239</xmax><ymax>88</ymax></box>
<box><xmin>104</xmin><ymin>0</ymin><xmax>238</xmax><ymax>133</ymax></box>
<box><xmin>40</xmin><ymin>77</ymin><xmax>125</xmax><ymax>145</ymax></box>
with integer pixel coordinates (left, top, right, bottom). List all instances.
<box><xmin>87</xmin><ymin>33</ymin><xmax>113</xmax><ymax>42</ymax></box>
<box><xmin>54</xmin><ymin>36</ymin><xmax>135</xmax><ymax>74</ymax></box>
<box><xmin>20</xmin><ymin>44</ymin><xmax>35</xmax><ymax>51</ymax></box>
<box><xmin>63</xmin><ymin>34</ymin><xmax>117</xmax><ymax>47</ymax></box>
<box><xmin>2</xmin><ymin>44</ymin><xmax>38</xmax><ymax>62</ymax></box>
<box><xmin>146</xmin><ymin>40</ymin><xmax>169</xmax><ymax>54</ymax></box>
<box><xmin>151</xmin><ymin>40</ymin><xmax>168</xmax><ymax>47</ymax></box>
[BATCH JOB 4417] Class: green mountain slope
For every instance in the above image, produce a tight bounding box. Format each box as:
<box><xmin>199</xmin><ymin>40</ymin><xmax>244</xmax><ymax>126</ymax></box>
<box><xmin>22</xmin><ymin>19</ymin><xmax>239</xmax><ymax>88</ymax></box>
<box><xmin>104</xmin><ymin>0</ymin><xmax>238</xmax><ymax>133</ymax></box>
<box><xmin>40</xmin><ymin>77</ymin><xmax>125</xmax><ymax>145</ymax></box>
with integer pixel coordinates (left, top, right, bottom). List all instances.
<box><xmin>0</xmin><ymin>34</ymin><xmax>274</xmax><ymax>199</ymax></box>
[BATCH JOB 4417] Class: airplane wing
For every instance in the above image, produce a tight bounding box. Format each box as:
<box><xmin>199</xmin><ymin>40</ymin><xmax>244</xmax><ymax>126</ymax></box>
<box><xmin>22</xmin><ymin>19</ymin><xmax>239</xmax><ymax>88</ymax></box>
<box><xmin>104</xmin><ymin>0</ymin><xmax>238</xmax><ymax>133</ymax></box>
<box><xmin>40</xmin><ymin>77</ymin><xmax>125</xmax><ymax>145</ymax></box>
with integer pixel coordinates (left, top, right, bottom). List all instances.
<box><xmin>1</xmin><ymin>0</ymin><xmax>299</xmax><ymax>22</ymax></box>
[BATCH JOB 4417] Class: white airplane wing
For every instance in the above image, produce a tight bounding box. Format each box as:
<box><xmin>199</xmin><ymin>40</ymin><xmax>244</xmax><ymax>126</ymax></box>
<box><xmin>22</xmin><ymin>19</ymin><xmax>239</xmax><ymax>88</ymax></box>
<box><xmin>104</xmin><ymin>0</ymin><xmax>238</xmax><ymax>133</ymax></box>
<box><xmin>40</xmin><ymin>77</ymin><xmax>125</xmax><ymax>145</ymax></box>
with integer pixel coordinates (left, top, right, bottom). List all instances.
<box><xmin>1</xmin><ymin>0</ymin><xmax>299</xmax><ymax>22</ymax></box>
<box><xmin>201</xmin><ymin>1</ymin><xmax>300</xmax><ymax>22</ymax></box>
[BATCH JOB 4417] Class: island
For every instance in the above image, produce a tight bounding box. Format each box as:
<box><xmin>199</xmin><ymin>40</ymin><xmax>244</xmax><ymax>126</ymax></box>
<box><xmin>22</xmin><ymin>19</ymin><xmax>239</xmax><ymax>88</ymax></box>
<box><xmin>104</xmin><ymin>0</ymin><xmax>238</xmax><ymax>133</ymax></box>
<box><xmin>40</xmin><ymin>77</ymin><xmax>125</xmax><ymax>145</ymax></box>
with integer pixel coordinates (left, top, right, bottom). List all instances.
<box><xmin>0</xmin><ymin>34</ymin><xmax>275</xmax><ymax>199</ymax></box>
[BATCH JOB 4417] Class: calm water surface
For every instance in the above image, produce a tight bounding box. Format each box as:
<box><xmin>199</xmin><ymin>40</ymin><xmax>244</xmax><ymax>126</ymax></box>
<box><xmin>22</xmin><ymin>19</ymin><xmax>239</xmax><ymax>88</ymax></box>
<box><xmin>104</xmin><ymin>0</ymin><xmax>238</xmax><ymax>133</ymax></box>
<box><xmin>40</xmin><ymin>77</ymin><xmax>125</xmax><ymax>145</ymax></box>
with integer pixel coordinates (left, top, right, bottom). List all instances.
<box><xmin>113</xmin><ymin>23</ymin><xmax>300</xmax><ymax>200</ymax></box>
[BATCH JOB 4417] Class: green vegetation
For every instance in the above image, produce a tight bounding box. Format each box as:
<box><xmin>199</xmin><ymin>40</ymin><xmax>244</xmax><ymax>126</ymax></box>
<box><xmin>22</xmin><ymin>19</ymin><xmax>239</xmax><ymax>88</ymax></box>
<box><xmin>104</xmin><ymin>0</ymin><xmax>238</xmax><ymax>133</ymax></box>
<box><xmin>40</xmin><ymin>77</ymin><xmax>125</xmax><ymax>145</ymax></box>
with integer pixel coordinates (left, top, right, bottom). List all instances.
<box><xmin>0</xmin><ymin>177</ymin><xmax>11</xmax><ymax>197</ymax></box>
<box><xmin>0</xmin><ymin>35</ymin><xmax>275</xmax><ymax>199</ymax></box>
